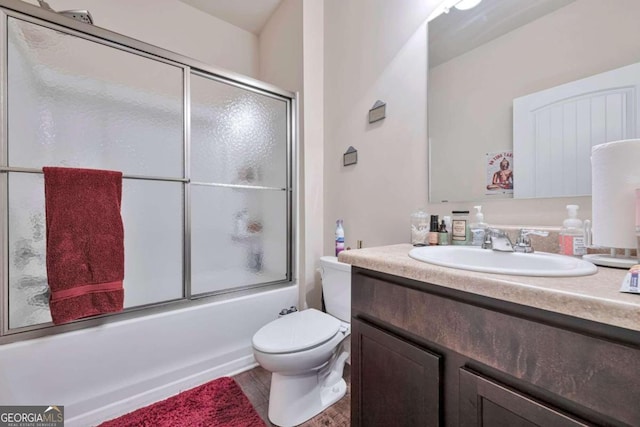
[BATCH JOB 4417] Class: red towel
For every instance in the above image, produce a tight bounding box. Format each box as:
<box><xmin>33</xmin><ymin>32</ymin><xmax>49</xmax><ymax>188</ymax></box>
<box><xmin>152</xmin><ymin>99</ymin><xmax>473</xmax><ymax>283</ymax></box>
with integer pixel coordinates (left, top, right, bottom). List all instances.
<box><xmin>43</xmin><ymin>167</ymin><xmax>124</xmax><ymax>325</ymax></box>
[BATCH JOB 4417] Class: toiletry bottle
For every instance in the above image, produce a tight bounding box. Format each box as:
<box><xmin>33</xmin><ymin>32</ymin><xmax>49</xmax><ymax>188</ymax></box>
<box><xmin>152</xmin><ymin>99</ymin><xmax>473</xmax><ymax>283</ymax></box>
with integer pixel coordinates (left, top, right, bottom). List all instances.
<box><xmin>234</xmin><ymin>209</ymin><xmax>248</xmax><ymax>238</ymax></box>
<box><xmin>335</xmin><ymin>219</ymin><xmax>345</xmax><ymax>256</ymax></box>
<box><xmin>248</xmin><ymin>240</ymin><xmax>263</xmax><ymax>272</ymax></box>
<box><xmin>429</xmin><ymin>215</ymin><xmax>440</xmax><ymax>245</ymax></box>
<box><xmin>469</xmin><ymin>205</ymin><xmax>488</xmax><ymax>246</ymax></box>
<box><xmin>559</xmin><ymin>205</ymin><xmax>586</xmax><ymax>257</ymax></box>
<box><xmin>410</xmin><ymin>209</ymin><xmax>429</xmax><ymax>246</ymax></box>
<box><xmin>451</xmin><ymin>210</ymin><xmax>470</xmax><ymax>245</ymax></box>
<box><xmin>443</xmin><ymin>216</ymin><xmax>452</xmax><ymax>245</ymax></box>
<box><xmin>438</xmin><ymin>219</ymin><xmax>449</xmax><ymax>245</ymax></box>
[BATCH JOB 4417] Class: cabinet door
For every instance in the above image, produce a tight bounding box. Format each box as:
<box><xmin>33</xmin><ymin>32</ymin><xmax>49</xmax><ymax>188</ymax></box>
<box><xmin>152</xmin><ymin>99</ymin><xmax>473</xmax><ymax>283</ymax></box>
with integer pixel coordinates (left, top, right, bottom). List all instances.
<box><xmin>351</xmin><ymin>318</ymin><xmax>441</xmax><ymax>427</ymax></box>
<box><xmin>459</xmin><ymin>368</ymin><xmax>590</xmax><ymax>427</ymax></box>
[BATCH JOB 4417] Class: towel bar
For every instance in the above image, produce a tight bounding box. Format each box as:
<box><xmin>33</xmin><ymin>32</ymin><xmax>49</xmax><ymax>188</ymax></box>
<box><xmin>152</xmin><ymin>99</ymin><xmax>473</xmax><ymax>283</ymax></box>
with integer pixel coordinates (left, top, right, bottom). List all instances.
<box><xmin>0</xmin><ymin>166</ymin><xmax>189</xmax><ymax>183</ymax></box>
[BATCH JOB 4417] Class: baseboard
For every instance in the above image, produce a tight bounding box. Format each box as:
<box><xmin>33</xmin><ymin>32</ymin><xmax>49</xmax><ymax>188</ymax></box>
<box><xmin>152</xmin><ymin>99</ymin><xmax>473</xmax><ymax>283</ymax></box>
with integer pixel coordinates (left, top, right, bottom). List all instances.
<box><xmin>66</xmin><ymin>350</ymin><xmax>258</xmax><ymax>427</ymax></box>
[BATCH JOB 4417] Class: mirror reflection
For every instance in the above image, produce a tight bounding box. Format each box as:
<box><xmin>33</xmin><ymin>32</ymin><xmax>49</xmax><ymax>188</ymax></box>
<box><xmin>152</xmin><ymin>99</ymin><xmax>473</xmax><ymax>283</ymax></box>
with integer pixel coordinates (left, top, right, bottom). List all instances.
<box><xmin>428</xmin><ymin>0</ymin><xmax>640</xmax><ymax>203</ymax></box>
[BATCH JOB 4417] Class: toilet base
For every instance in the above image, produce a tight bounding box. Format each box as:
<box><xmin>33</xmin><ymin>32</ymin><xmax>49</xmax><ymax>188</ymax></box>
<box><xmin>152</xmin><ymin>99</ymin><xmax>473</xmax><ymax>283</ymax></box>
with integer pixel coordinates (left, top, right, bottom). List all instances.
<box><xmin>268</xmin><ymin>373</ymin><xmax>347</xmax><ymax>427</ymax></box>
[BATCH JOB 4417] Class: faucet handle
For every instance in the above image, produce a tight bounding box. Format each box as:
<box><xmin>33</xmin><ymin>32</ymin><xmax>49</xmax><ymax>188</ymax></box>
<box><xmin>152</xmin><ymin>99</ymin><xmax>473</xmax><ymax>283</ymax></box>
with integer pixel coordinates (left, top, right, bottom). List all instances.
<box><xmin>486</xmin><ymin>228</ymin><xmax>514</xmax><ymax>252</ymax></box>
<box><xmin>514</xmin><ymin>229</ymin><xmax>549</xmax><ymax>253</ymax></box>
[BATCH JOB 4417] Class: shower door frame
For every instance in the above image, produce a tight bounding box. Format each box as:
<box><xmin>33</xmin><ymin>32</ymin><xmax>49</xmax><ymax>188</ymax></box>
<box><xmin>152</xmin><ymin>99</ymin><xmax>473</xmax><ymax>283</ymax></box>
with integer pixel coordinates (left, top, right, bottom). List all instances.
<box><xmin>0</xmin><ymin>0</ymin><xmax>297</xmax><ymax>343</ymax></box>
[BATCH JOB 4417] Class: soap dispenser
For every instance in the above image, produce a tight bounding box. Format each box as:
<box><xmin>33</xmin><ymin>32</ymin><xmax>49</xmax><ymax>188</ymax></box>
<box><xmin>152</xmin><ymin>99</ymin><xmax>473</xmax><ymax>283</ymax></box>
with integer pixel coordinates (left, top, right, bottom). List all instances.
<box><xmin>560</xmin><ymin>205</ymin><xmax>586</xmax><ymax>257</ymax></box>
<box><xmin>469</xmin><ymin>206</ymin><xmax>488</xmax><ymax>246</ymax></box>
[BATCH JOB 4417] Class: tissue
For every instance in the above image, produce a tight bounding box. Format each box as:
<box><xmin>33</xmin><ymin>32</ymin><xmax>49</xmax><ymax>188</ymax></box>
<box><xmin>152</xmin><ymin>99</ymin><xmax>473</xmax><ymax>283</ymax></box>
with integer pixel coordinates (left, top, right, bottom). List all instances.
<box><xmin>592</xmin><ymin>139</ymin><xmax>640</xmax><ymax>249</ymax></box>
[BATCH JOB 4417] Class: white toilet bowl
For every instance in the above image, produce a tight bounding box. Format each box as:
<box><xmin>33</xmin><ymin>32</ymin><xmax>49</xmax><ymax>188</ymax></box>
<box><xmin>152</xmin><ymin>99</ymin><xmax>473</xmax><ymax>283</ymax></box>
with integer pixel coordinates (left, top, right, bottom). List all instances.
<box><xmin>252</xmin><ymin>256</ymin><xmax>351</xmax><ymax>427</ymax></box>
<box><xmin>252</xmin><ymin>308</ymin><xmax>350</xmax><ymax>427</ymax></box>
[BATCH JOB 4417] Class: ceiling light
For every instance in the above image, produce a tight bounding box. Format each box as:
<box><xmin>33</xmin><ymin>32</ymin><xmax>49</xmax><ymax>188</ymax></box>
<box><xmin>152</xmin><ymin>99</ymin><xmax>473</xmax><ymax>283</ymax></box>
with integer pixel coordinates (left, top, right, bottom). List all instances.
<box><xmin>454</xmin><ymin>0</ymin><xmax>482</xmax><ymax>11</ymax></box>
<box><xmin>428</xmin><ymin>0</ymin><xmax>483</xmax><ymax>22</ymax></box>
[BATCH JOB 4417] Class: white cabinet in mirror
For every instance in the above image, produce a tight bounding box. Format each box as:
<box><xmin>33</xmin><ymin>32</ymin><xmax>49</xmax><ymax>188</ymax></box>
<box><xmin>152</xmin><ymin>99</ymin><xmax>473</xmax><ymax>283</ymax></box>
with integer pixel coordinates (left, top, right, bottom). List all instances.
<box><xmin>428</xmin><ymin>0</ymin><xmax>640</xmax><ymax>203</ymax></box>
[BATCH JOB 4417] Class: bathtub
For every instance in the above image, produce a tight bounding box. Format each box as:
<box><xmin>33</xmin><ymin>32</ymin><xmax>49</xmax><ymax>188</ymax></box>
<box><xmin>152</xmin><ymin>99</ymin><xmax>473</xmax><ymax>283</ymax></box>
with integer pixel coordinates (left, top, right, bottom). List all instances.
<box><xmin>0</xmin><ymin>284</ymin><xmax>297</xmax><ymax>426</ymax></box>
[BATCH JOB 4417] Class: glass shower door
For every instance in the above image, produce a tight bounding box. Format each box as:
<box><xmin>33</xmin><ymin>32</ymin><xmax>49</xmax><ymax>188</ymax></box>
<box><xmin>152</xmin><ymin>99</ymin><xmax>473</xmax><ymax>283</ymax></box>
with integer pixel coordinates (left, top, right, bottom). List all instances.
<box><xmin>190</xmin><ymin>73</ymin><xmax>290</xmax><ymax>295</ymax></box>
<box><xmin>6</xmin><ymin>17</ymin><xmax>185</xmax><ymax>329</ymax></box>
<box><xmin>1</xmin><ymin>12</ymin><xmax>294</xmax><ymax>338</ymax></box>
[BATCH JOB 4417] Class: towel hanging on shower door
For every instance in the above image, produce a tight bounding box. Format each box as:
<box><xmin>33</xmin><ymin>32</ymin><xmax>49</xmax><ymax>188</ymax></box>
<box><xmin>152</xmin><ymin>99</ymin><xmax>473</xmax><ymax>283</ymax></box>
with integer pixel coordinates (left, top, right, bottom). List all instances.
<box><xmin>43</xmin><ymin>166</ymin><xmax>125</xmax><ymax>325</ymax></box>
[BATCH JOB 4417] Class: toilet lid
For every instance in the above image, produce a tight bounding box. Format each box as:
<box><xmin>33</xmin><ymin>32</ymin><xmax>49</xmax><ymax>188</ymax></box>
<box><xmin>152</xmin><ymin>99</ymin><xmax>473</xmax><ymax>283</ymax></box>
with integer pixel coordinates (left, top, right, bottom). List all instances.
<box><xmin>253</xmin><ymin>308</ymin><xmax>341</xmax><ymax>354</ymax></box>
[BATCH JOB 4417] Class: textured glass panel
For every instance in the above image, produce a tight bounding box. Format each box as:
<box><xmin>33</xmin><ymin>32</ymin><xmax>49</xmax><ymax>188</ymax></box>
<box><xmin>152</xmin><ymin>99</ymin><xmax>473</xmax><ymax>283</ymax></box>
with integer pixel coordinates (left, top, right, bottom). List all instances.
<box><xmin>191</xmin><ymin>185</ymin><xmax>287</xmax><ymax>295</ymax></box>
<box><xmin>120</xmin><ymin>180</ymin><xmax>184</xmax><ymax>307</ymax></box>
<box><xmin>8</xmin><ymin>173</ymin><xmax>184</xmax><ymax>329</ymax></box>
<box><xmin>191</xmin><ymin>74</ymin><xmax>287</xmax><ymax>187</ymax></box>
<box><xmin>8</xmin><ymin>174</ymin><xmax>50</xmax><ymax>328</ymax></box>
<box><xmin>7</xmin><ymin>18</ymin><xmax>183</xmax><ymax>177</ymax></box>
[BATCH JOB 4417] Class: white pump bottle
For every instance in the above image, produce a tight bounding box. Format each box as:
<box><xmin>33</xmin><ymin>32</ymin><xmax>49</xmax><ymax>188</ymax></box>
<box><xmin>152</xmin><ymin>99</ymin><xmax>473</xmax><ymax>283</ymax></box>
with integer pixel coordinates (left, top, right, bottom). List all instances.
<box><xmin>469</xmin><ymin>205</ymin><xmax>488</xmax><ymax>246</ymax></box>
<box><xmin>560</xmin><ymin>205</ymin><xmax>586</xmax><ymax>256</ymax></box>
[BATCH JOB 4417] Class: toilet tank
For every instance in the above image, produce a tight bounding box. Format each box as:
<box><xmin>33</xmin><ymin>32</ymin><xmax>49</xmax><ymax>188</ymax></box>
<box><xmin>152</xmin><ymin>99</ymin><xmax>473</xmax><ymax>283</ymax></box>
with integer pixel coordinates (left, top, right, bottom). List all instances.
<box><xmin>319</xmin><ymin>256</ymin><xmax>351</xmax><ymax>322</ymax></box>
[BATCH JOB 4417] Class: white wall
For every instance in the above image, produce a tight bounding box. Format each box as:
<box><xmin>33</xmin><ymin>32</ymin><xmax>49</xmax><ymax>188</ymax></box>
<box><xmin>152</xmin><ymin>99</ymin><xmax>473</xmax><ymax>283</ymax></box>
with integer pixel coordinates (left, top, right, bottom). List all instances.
<box><xmin>301</xmin><ymin>1</ymin><xmax>325</xmax><ymax>309</ymax></box>
<box><xmin>323</xmin><ymin>0</ymin><xmax>438</xmax><ymax>254</ymax></box>
<box><xmin>259</xmin><ymin>0</ymin><xmax>326</xmax><ymax>310</ymax></box>
<box><xmin>23</xmin><ymin>0</ymin><xmax>259</xmax><ymax>77</ymax></box>
<box><xmin>259</xmin><ymin>0</ymin><xmax>303</xmax><ymax>92</ymax></box>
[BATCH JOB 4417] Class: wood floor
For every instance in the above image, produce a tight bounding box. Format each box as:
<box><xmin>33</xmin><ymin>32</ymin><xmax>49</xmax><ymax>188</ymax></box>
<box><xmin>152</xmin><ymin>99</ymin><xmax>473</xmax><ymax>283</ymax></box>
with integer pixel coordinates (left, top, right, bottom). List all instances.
<box><xmin>234</xmin><ymin>364</ymin><xmax>351</xmax><ymax>427</ymax></box>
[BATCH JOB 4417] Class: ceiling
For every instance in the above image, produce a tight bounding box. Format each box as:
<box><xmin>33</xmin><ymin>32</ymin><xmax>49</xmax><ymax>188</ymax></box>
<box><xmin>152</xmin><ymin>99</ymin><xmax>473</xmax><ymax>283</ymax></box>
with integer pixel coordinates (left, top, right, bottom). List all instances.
<box><xmin>429</xmin><ymin>0</ymin><xmax>576</xmax><ymax>68</ymax></box>
<box><xmin>179</xmin><ymin>0</ymin><xmax>283</xmax><ymax>35</ymax></box>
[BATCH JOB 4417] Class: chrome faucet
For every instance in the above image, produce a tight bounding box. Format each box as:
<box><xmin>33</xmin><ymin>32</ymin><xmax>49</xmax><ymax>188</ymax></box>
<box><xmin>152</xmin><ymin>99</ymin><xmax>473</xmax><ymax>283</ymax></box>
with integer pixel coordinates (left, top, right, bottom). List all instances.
<box><xmin>513</xmin><ymin>229</ymin><xmax>549</xmax><ymax>253</ymax></box>
<box><xmin>482</xmin><ymin>228</ymin><xmax>514</xmax><ymax>252</ymax></box>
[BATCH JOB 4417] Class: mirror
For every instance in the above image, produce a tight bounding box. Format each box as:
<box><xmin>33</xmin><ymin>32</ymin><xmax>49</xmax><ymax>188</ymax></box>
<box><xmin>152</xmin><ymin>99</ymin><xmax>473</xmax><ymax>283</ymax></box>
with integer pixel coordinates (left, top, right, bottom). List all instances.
<box><xmin>428</xmin><ymin>0</ymin><xmax>640</xmax><ymax>203</ymax></box>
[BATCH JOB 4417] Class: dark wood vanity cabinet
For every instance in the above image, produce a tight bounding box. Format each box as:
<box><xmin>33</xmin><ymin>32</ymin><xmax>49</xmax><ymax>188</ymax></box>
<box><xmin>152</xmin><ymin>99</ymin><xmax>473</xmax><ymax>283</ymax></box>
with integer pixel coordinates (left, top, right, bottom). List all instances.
<box><xmin>351</xmin><ymin>267</ymin><xmax>640</xmax><ymax>427</ymax></box>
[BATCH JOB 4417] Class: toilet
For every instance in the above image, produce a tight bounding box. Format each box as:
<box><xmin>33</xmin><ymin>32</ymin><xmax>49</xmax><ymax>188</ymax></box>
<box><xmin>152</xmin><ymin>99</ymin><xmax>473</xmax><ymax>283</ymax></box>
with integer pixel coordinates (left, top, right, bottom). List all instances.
<box><xmin>252</xmin><ymin>256</ymin><xmax>351</xmax><ymax>427</ymax></box>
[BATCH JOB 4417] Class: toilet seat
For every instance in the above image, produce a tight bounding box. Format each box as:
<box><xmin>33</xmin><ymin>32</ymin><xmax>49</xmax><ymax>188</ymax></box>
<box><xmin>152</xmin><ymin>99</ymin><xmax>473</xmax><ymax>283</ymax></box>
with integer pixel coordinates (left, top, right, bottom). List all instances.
<box><xmin>253</xmin><ymin>308</ymin><xmax>341</xmax><ymax>354</ymax></box>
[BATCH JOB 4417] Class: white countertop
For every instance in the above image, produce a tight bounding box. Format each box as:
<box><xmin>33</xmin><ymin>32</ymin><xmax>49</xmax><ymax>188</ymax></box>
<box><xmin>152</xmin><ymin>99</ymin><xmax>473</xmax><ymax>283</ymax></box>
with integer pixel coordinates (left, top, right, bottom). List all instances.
<box><xmin>338</xmin><ymin>244</ymin><xmax>640</xmax><ymax>332</ymax></box>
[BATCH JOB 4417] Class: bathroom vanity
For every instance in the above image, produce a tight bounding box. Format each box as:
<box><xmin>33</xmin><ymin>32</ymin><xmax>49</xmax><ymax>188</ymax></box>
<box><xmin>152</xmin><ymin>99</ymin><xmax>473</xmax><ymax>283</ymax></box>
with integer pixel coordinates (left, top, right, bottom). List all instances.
<box><xmin>339</xmin><ymin>245</ymin><xmax>640</xmax><ymax>427</ymax></box>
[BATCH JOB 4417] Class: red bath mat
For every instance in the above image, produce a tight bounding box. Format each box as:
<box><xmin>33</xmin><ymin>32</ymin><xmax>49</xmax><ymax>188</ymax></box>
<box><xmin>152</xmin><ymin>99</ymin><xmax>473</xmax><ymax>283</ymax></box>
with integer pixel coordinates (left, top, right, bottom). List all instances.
<box><xmin>98</xmin><ymin>377</ymin><xmax>265</xmax><ymax>427</ymax></box>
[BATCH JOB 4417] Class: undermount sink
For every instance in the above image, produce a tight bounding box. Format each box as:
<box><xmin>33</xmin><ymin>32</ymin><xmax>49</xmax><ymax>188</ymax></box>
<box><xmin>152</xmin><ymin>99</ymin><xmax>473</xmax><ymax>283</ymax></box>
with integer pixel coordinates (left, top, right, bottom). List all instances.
<box><xmin>408</xmin><ymin>246</ymin><xmax>598</xmax><ymax>277</ymax></box>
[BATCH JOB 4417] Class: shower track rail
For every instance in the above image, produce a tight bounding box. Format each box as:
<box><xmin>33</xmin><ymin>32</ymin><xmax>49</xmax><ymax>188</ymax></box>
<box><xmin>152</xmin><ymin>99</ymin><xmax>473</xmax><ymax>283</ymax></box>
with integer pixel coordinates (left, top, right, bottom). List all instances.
<box><xmin>0</xmin><ymin>166</ymin><xmax>190</xmax><ymax>183</ymax></box>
